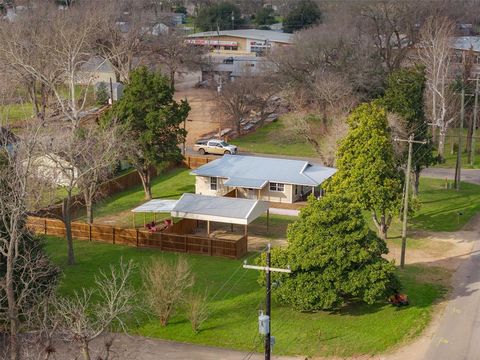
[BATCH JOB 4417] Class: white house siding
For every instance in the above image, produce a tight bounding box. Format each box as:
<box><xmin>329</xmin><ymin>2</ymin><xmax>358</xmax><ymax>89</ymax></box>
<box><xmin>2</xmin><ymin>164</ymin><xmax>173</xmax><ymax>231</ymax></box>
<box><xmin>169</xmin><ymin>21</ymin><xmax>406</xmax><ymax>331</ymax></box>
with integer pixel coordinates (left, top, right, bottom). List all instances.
<box><xmin>195</xmin><ymin>176</ymin><xmax>230</xmax><ymax>196</ymax></box>
<box><xmin>195</xmin><ymin>176</ymin><xmax>297</xmax><ymax>203</ymax></box>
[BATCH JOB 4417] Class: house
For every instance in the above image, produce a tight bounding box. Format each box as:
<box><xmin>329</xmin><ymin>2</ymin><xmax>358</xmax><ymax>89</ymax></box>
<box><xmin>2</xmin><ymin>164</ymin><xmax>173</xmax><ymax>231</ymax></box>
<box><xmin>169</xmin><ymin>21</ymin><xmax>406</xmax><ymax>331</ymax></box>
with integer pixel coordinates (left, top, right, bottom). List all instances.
<box><xmin>77</xmin><ymin>56</ymin><xmax>117</xmax><ymax>85</ymax></box>
<box><xmin>186</xmin><ymin>29</ymin><xmax>293</xmax><ymax>56</ymax></box>
<box><xmin>29</xmin><ymin>154</ymin><xmax>79</xmax><ymax>187</ymax></box>
<box><xmin>191</xmin><ymin>155</ymin><xmax>336</xmax><ymax>204</ymax></box>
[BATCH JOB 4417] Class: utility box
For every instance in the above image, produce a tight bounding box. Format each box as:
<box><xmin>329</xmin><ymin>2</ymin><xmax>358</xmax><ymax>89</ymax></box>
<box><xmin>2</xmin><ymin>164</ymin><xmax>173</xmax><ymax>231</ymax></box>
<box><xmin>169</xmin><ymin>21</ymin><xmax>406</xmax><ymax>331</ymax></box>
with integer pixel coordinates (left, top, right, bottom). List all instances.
<box><xmin>258</xmin><ymin>313</ymin><xmax>270</xmax><ymax>335</ymax></box>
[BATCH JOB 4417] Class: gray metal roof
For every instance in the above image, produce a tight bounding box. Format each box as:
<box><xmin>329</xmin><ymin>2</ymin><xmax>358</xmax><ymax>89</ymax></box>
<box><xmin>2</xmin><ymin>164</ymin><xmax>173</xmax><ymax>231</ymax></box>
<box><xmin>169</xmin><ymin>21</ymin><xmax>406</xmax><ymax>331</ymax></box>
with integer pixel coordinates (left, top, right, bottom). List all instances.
<box><xmin>188</xmin><ymin>29</ymin><xmax>293</xmax><ymax>44</ymax></box>
<box><xmin>452</xmin><ymin>36</ymin><xmax>480</xmax><ymax>52</ymax></box>
<box><xmin>191</xmin><ymin>155</ymin><xmax>337</xmax><ymax>187</ymax></box>
<box><xmin>131</xmin><ymin>199</ymin><xmax>178</xmax><ymax>213</ymax></box>
<box><xmin>224</xmin><ymin>178</ymin><xmax>267</xmax><ymax>189</ymax></box>
<box><xmin>171</xmin><ymin>193</ymin><xmax>269</xmax><ymax>225</ymax></box>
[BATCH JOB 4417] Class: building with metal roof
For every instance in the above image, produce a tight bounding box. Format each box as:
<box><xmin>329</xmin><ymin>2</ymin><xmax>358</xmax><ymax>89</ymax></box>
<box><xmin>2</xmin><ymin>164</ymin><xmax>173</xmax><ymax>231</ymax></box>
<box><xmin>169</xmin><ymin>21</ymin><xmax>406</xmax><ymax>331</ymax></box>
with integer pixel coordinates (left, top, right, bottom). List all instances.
<box><xmin>186</xmin><ymin>29</ymin><xmax>293</xmax><ymax>56</ymax></box>
<box><xmin>191</xmin><ymin>155</ymin><xmax>336</xmax><ymax>204</ymax></box>
<box><xmin>171</xmin><ymin>193</ymin><xmax>269</xmax><ymax>225</ymax></box>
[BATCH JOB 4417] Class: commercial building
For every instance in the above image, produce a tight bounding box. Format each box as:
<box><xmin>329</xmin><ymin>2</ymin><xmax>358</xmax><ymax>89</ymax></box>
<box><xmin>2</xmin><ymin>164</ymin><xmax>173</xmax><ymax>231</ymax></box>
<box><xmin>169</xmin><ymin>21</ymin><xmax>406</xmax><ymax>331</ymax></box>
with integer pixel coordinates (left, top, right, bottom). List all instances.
<box><xmin>186</xmin><ymin>29</ymin><xmax>293</xmax><ymax>55</ymax></box>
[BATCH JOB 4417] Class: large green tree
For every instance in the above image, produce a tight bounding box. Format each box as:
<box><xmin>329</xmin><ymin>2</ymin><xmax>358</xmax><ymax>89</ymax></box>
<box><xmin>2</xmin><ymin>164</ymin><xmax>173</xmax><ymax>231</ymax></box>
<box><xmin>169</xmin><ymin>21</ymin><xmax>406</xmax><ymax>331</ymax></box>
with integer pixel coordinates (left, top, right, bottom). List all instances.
<box><xmin>195</xmin><ymin>2</ymin><xmax>243</xmax><ymax>31</ymax></box>
<box><xmin>381</xmin><ymin>66</ymin><xmax>436</xmax><ymax>195</ymax></box>
<box><xmin>254</xmin><ymin>7</ymin><xmax>275</xmax><ymax>27</ymax></box>
<box><xmin>110</xmin><ymin>67</ymin><xmax>189</xmax><ymax>200</ymax></box>
<box><xmin>283</xmin><ymin>0</ymin><xmax>321</xmax><ymax>33</ymax></box>
<box><xmin>259</xmin><ymin>194</ymin><xmax>398</xmax><ymax>311</ymax></box>
<box><xmin>328</xmin><ymin>103</ymin><xmax>403</xmax><ymax>239</ymax></box>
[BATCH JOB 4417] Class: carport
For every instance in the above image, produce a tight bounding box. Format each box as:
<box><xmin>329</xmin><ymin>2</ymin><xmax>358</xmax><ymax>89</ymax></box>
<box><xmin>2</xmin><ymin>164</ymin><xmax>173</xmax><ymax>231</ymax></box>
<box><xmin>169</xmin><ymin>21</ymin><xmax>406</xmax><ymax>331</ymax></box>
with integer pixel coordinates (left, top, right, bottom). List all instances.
<box><xmin>170</xmin><ymin>193</ymin><xmax>270</xmax><ymax>236</ymax></box>
<box><xmin>131</xmin><ymin>199</ymin><xmax>178</xmax><ymax>228</ymax></box>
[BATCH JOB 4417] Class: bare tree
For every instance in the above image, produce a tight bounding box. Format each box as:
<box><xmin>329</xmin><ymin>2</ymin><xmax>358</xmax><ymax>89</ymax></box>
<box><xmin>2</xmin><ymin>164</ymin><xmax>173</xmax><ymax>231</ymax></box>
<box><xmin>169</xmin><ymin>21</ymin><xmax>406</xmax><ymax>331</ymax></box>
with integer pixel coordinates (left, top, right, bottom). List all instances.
<box><xmin>142</xmin><ymin>257</ymin><xmax>194</xmax><ymax>327</ymax></box>
<box><xmin>35</xmin><ymin>123</ymin><xmax>123</xmax><ymax>264</ymax></box>
<box><xmin>52</xmin><ymin>259</ymin><xmax>135</xmax><ymax>360</ymax></box>
<box><xmin>95</xmin><ymin>1</ymin><xmax>150</xmax><ymax>83</ymax></box>
<box><xmin>150</xmin><ymin>30</ymin><xmax>205</xmax><ymax>90</ymax></box>
<box><xmin>417</xmin><ymin>16</ymin><xmax>456</xmax><ymax>159</ymax></box>
<box><xmin>185</xmin><ymin>290</ymin><xmax>209</xmax><ymax>334</ymax></box>
<box><xmin>0</xmin><ymin>123</ymin><xmax>59</xmax><ymax>360</ymax></box>
<box><xmin>75</xmin><ymin>126</ymin><xmax>124</xmax><ymax>225</ymax></box>
<box><xmin>217</xmin><ymin>74</ymin><xmax>279</xmax><ymax>135</ymax></box>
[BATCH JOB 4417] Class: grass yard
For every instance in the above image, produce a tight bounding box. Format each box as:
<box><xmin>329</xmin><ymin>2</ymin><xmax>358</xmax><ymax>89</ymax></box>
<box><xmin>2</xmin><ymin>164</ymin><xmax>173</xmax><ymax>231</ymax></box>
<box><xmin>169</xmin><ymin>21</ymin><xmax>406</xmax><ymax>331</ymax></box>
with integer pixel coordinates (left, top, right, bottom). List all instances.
<box><xmin>45</xmin><ymin>237</ymin><xmax>447</xmax><ymax>357</ymax></box>
<box><xmin>434</xmin><ymin>128</ymin><xmax>480</xmax><ymax>169</ymax></box>
<box><xmin>0</xmin><ymin>102</ymin><xmax>34</xmax><ymax>124</ymax></box>
<box><xmin>76</xmin><ymin>168</ymin><xmax>195</xmax><ymax>227</ymax></box>
<box><xmin>231</xmin><ymin>116</ymin><xmax>317</xmax><ymax>157</ymax></box>
<box><xmin>381</xmin><ymin>178</ymin><xmax>480</xmax><ymax>236</ymax></box>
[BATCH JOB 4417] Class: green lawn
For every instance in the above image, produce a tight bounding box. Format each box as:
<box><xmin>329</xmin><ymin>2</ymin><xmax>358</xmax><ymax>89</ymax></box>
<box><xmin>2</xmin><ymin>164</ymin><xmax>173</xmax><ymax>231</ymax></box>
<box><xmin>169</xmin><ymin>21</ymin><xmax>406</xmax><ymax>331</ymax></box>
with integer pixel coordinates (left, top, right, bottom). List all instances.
<box><xmin>76</xmin><ymin>168</ymin><xmax>195</xmax><ymax>226</ymax></box>
<box><xmin>0</xmin><ymin>103</ymin><xmax>34</xmax><ymax>124</ymax></box>
<box><xmin>45</xmin><ymin>237</ymin><xmax>446</xmax><ymax>357</ymax></box>
<box><xmin>434</xmin><ymin>128</ymin><xmax>480</xmax><ymax>169</ymax></box>
<box><xmin>231</xmin><ymin>117</ymin><xmax>317</xmax><ymax>157</ymax></box>
<box><xmin>380</xmin><ymin>178</ymin><xmax>480</xmax><ymax>236</ymax></box>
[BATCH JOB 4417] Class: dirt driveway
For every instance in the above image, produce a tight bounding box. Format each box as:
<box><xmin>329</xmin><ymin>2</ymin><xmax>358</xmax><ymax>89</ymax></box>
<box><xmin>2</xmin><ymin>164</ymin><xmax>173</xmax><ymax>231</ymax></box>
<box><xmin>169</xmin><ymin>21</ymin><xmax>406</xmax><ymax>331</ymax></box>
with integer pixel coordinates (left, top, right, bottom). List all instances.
<box><xmin>174</xmin><ymin>71</ymin><xmax>225</xmax><ymax>146</ymax></box>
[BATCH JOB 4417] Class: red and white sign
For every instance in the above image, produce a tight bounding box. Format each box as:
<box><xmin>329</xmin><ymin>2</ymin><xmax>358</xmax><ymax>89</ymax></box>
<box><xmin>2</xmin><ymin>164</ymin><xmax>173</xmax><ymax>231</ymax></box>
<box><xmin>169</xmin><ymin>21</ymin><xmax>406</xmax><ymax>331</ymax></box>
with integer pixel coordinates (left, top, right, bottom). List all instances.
<box><xmin>186</xmin><ymin>39</ymin><xmax>238</xmax><ymax>46</ymax></box>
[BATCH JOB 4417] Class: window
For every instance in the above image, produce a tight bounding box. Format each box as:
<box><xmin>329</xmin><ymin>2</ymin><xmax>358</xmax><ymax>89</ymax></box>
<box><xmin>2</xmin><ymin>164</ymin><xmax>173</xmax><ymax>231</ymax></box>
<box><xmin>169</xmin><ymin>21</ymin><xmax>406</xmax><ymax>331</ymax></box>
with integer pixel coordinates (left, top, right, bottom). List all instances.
<box><xmin>269</xmin><ymin>182</ymin><xmax>284</xmax><ymax>192</ymax></box>
<box><xmin>210</xmin><ymin>177</ymin><xmax>217</xmax><ymax>191</ymax></box>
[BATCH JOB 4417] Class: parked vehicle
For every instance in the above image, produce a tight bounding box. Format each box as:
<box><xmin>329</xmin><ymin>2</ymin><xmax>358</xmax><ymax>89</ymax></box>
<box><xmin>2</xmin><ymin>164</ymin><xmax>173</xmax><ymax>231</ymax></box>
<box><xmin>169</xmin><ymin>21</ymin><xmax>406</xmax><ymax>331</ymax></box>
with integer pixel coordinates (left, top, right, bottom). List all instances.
<box><xmin>194</xmin><ymin>139</ymin><xmax>238</xmax><ymax>155</ymax></box>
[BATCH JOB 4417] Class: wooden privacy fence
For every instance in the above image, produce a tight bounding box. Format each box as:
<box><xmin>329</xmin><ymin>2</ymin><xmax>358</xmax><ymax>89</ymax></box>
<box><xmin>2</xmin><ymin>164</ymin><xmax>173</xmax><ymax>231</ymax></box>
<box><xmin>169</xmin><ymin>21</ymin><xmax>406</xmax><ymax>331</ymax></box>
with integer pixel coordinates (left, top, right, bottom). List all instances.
<box><xmin>28</xmin><ymin>217</ymin><xmax>247</xmax><ymax>259</ymax></box>
<box><xmin>183</xmin><ymin>156</ymin><xmax>210</xmax><ymax>169</ymax></box>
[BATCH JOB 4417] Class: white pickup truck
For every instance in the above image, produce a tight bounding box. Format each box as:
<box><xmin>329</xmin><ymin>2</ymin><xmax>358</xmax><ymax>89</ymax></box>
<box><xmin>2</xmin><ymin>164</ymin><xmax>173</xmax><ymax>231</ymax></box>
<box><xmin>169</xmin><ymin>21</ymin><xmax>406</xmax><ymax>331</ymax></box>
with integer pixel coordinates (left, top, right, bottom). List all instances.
<box><xmin>194</xmin><ymin>139</ymin><xmax>238</xmax><ymax>155</ymax></box>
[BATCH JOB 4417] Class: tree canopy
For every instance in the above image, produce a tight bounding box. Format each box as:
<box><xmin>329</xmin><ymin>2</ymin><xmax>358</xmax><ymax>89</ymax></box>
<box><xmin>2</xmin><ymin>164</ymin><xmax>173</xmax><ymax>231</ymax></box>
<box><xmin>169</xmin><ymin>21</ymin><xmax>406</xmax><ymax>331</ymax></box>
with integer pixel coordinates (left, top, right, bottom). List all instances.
<box><xmin>195</xmin><ymin>2</ymin><xmax>243</xmax><ymax>31</ymax></box>
<box><xmin>380</xmin><ymin>66</ymin><xmax>436</xmax><ymax>194</ymax></box>
<box><xmin>110</xmin><ymin>66</ymin><xmax>189</xmax><ymax>199</ymax></box>
<box><xmin>254</xmin><ymin>7</ymin><xmax>276</xmax><ymax>26</ymax></box>
<box><xmin>327</xmin><ymin>103</ymin><xmax>403</xmax><ymax>239</ymax></box>
<box><xmin>283</xmin><ymin>0</ymin><xmax>321</xmax><ymax>33</ymax></box>
<box><xmin>259</xmin><ymin>194</ymin><xmax>398</xmax><ymax>311</ymax></box>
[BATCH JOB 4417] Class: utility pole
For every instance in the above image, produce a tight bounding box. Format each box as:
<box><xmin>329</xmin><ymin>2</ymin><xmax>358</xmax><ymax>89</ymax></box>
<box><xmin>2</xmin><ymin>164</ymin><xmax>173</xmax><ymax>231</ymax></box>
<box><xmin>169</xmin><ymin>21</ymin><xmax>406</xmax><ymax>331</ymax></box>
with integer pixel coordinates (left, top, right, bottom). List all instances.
<box><xmin>394</xmin><ymin>134</ymin><xmax>427</xmax><ymax>269</ymax></box>
<box><xmin>454</xmin><ymin>88</ymin><xmax>465</xmax><ymax>190</ymax></box>
<box><xmin>470</xmin><ymin>76</ymin><xmax>479</xmax><ymax>166</ymax></box>
<box><xmin>243</xmin><ymin>244</ymin><xmax>291</xmax><ymax>360</ymax></box>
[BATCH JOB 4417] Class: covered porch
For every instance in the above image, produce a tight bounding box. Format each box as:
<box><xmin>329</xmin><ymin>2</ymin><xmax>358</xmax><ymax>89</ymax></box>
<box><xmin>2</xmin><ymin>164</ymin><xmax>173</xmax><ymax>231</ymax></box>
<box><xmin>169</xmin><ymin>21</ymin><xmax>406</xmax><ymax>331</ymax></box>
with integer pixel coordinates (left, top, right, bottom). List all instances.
<box><xmin>171</xmin><ymin>193</ymin><xmax>271</xmax><ymax>241</ymax></box>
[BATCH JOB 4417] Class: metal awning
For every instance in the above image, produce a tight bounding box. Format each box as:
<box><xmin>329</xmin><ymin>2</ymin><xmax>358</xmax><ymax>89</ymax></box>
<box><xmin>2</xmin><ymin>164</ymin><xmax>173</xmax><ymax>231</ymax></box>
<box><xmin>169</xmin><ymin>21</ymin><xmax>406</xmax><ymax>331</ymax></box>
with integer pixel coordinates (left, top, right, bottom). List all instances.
<box><xmin>171</xmin><ymin>193</ymin><xmax>269</xmax><ymax>225</ymax></box>
<box><xmin>131</xmin><ymin>199</ymin><xmax>178</xmax><ymax>213</ymax></box>
<box><xmin>223</xmin><ymin>177</ymin><xmax>267</xmax><ymax>189</ymax></box>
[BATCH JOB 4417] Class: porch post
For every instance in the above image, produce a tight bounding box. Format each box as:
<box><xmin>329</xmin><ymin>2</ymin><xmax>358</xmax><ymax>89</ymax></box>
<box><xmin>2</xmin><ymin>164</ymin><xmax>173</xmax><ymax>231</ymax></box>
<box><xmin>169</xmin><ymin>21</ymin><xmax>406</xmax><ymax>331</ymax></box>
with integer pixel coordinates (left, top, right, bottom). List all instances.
<box><xmin>258</xmin><ymin>189</ymin><xmax>260</xmax><ymax>199</ymax></box>
<box><xmin>312</xmin><ymin>186</ymin><xmax>315</xmax><ymax>197</ymax></box>
<box><xmin>230</xmin><ymin>223</ymin><xmax>233</xmax><ymax>232</ymax></box>
<box><xmin>244</xmin><ymin>224</ymin><xmax>248</xmax><ymax>236</ymax></box>
<box><xmin>207</xmin><ymin>220</ymin><xmax>211</xmax><ymax>235</ymax></box>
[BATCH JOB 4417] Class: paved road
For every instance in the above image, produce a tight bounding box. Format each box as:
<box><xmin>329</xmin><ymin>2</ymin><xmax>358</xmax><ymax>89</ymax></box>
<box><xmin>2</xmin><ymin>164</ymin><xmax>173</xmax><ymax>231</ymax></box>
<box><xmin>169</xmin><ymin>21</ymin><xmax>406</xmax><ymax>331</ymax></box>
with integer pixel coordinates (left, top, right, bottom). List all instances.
<box><xmin>421</xmin><ymin>167</ymin><xmax>480</xmax><ymax>185</ymax></box>
<box><xmin>424</xmin><ymin>232</ymin><xmax>480</xmax><ymax>360</ymax></box>
<box><xmin>61</xmin><ymin>334</ymin><xmax>304</xmax><ymax>360</ymax></box>
<box><xmin>186</xmin><ymin>148</ymin><xmax>480</xmax><ymax>186</ymax></box>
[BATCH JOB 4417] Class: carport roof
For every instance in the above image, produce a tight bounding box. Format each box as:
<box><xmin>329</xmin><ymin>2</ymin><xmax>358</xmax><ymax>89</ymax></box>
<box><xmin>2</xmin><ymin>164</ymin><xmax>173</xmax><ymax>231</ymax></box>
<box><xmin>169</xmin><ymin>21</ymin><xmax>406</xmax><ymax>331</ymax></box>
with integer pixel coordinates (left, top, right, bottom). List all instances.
<box><xmin>131</xmin><ymin>199</ymin><xmax>178</xmax><ymax>213</ymax></box>
<box><xmin>170</xmin><ymin>193</ymin><xmax>269</xmax><ymax>225</ymax></box>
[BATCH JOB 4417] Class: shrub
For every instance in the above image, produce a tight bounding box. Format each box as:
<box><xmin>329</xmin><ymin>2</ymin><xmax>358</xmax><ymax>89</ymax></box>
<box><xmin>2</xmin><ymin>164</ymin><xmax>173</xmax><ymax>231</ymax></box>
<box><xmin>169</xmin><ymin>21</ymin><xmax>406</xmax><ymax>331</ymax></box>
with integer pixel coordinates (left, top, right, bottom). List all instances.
<box><xmin>185</xmin><ymin>290</ymin><xmax>209</xmax><ymax>334</ymax></box>
<box><xmin>142</xmin><ymin>257</ymin><xmax>194</xmax><ymax>326</ymax></box>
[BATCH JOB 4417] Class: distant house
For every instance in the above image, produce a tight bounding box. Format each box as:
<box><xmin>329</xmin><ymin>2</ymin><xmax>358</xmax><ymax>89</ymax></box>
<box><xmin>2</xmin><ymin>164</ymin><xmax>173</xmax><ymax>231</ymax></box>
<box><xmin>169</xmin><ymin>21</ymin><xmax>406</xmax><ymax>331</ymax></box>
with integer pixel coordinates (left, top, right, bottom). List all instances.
<box><xmin>30</xmin><ymin>154</ymin><xmax>78</xmax><ymax>187</ymax></box>
<box><xmin>202</xmin><ymin>55</ymin><xmax>274</xmax><ymax>84</ymax></box>
<box><xmin>186</xmin><ymin>29</ymin><xmax>293</xmax><ymax>56</ymax></box>
<box><xmin>77</xmin><ymin>56</ymin><xmax>117</xmax><ymax>85</ymax></box>
<box><xmin>191</xmin><ymin>155</ymin><xmax>336</xmax><ymax>204</ymax></box>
